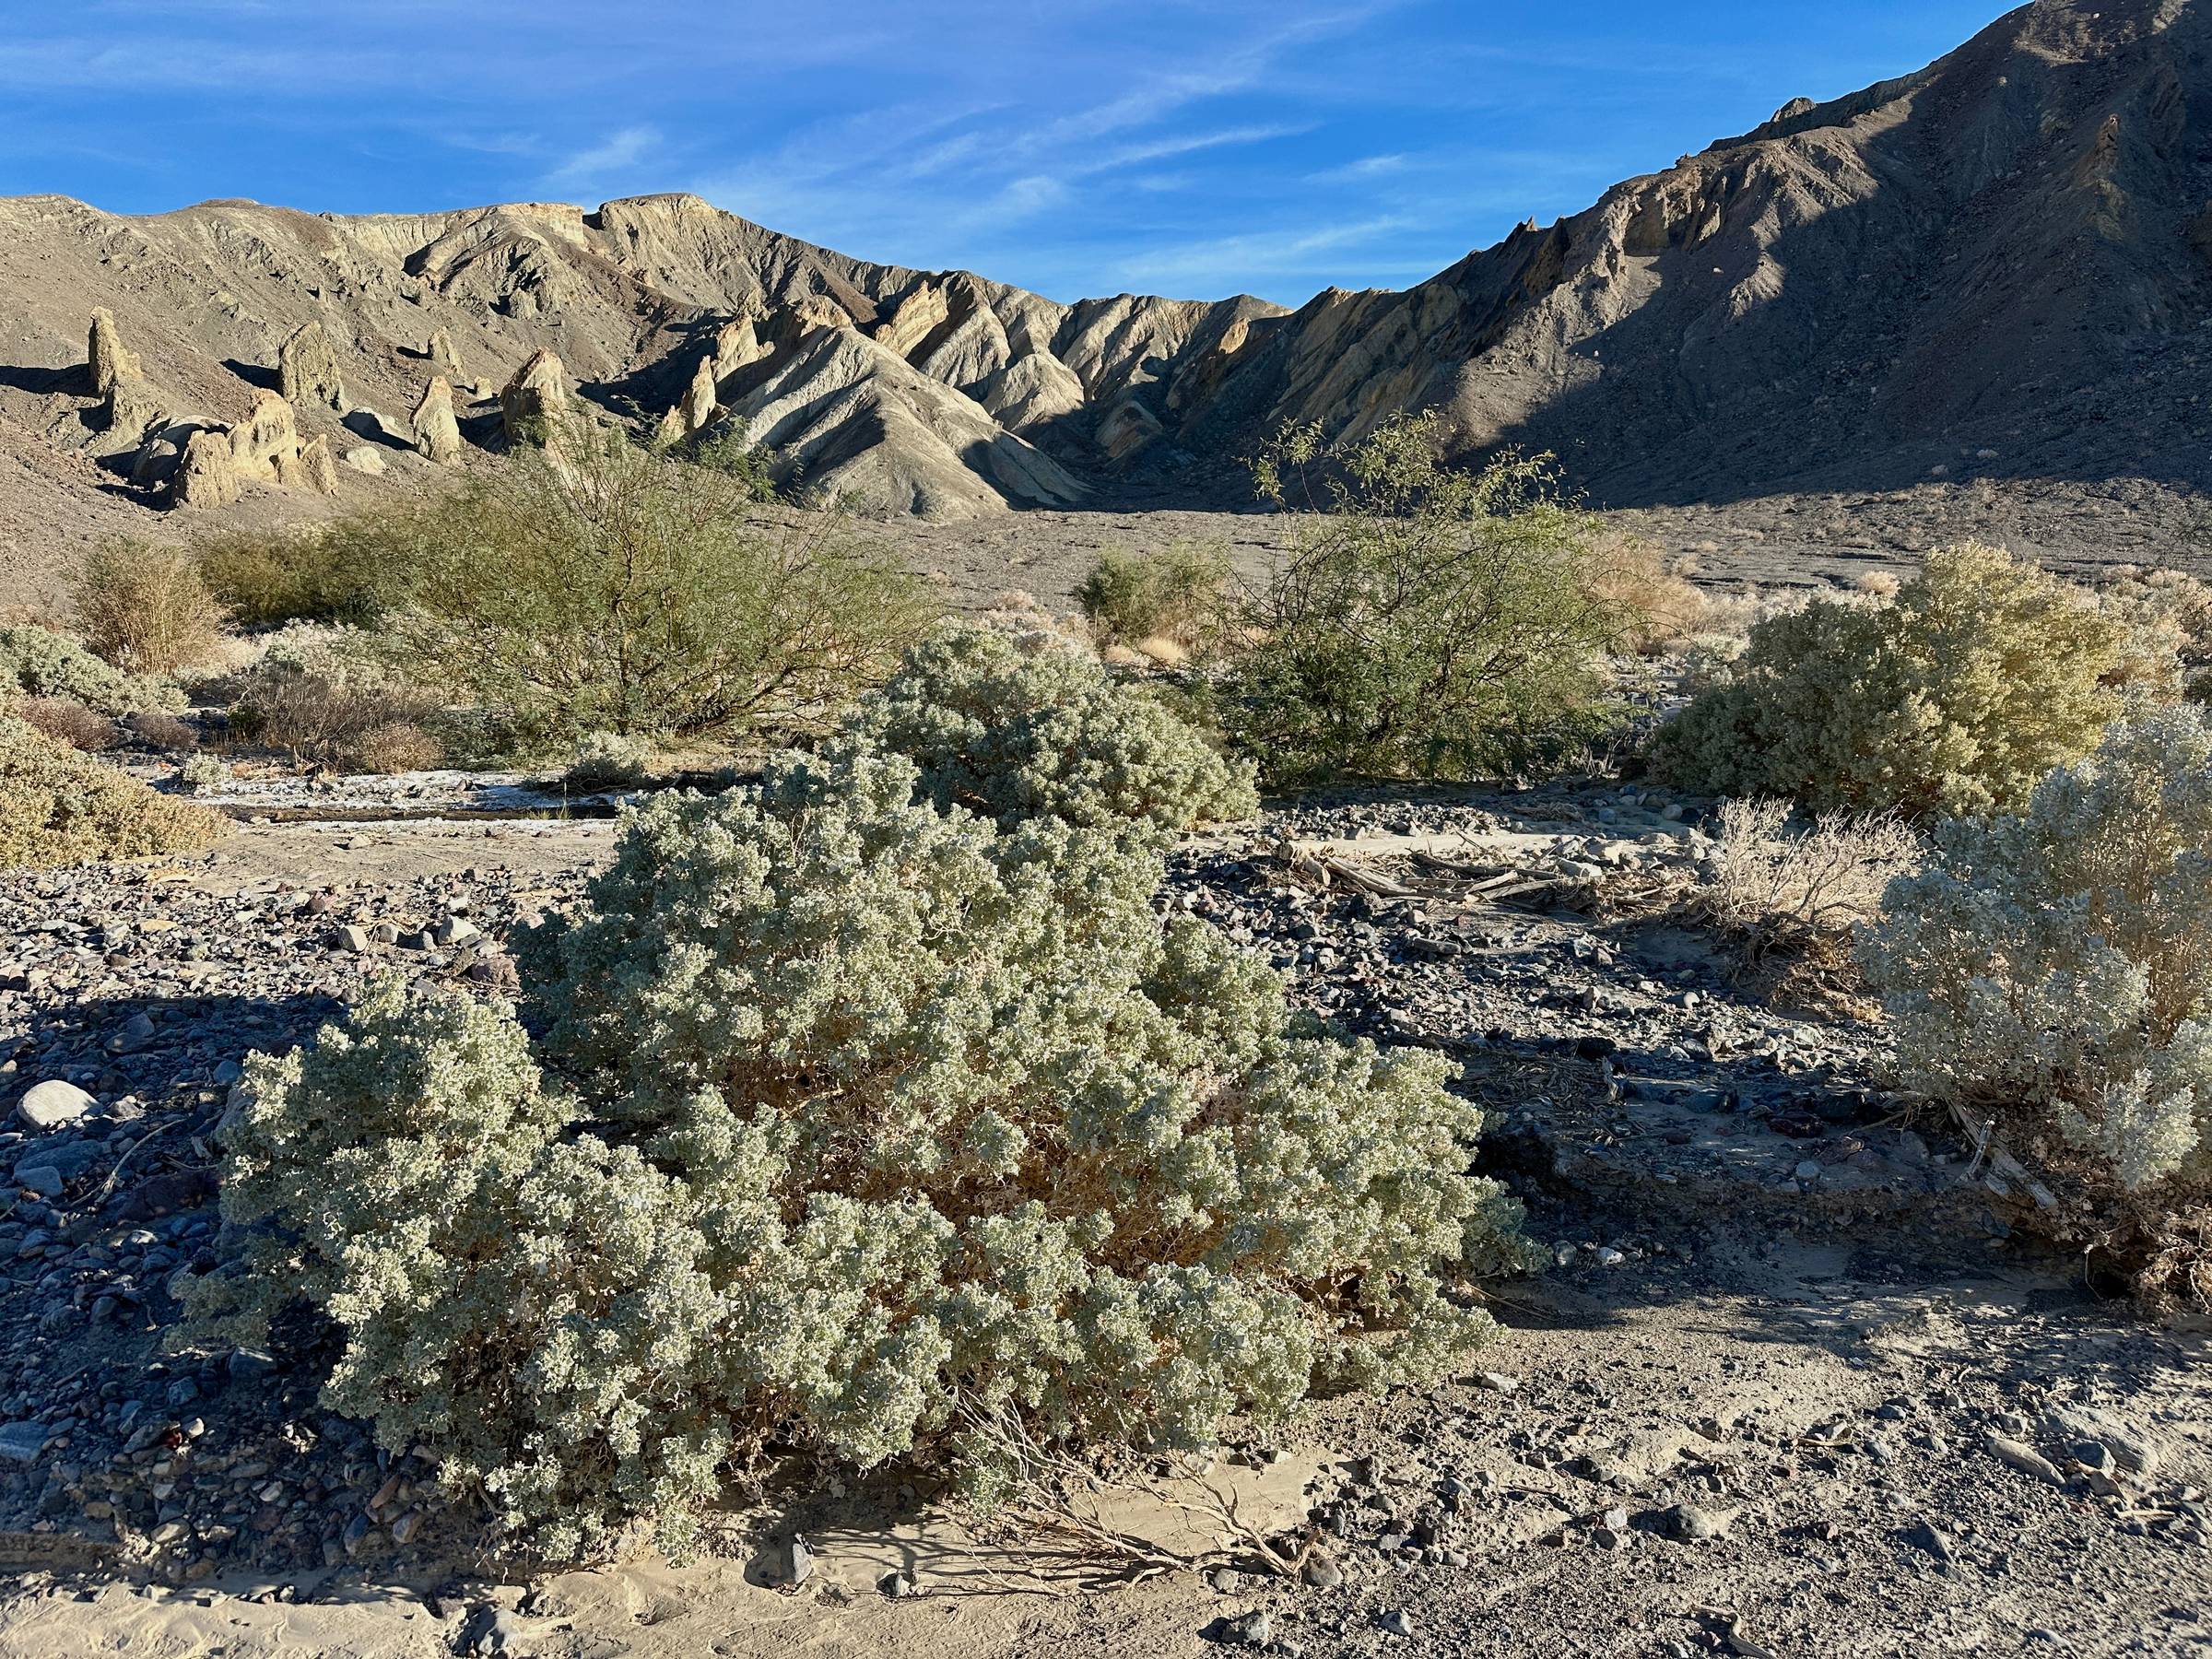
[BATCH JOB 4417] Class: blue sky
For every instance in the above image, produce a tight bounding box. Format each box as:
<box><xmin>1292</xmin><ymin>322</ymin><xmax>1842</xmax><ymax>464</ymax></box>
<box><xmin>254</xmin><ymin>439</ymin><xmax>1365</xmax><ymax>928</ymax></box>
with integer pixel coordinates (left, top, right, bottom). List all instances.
<box><xmin>0</xmin><ymin>0</ymin><xmax>2006</xmax><ymax>304</ymax></box>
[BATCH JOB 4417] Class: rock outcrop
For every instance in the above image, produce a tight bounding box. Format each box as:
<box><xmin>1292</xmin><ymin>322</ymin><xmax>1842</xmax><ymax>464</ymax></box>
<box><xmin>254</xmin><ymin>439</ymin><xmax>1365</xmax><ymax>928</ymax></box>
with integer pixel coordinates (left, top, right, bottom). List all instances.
<box><xmin>654</xmin><ymin>354</ymin><xmax>721</xmax><ymax>448</ymax></box>
<box><xmin>277</xmin><ymin>321</ymin><xmax>347</xmax><ymax>410</ymax></box>
<box><xmin>228</xmin><ymin>391</ymin><xmax>300</xmax><ymax>484</ymax></box>
<box><xmin>410</xmin><ymin>376</ymin><xmax>462</xmax><ymax>463</ymax></box>
<box><xmin>427</xmin><ymin>325</ymin><xmax>463</xmax><ymax>382</ymax></box>
<box><xmin>297</xmin><ymin>432</ymin><xmax>340</xmax><ymax>495</ymax></box>
<box><xmin>171</xmin><ymin>429</ymin><xmax>239</xmax><ymax>508</ymax></box>
<box><xmin>87</xmin><ymin>308</ymin><xmax>140</xmax><ymax>394</ymax></box>
<box><xmin>500</xmin><ymin>348</ymin><xmax>569</xmax><ymax>444</ymax></box>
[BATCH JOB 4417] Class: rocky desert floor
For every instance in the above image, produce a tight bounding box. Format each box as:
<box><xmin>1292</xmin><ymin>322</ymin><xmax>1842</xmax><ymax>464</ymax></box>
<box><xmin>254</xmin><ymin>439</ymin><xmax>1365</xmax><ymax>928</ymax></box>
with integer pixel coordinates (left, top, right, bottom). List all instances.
<box><xmin>0</xmin><ymin>766</ymin><xmax>2206</xmax><ymax>1659</ymax></box>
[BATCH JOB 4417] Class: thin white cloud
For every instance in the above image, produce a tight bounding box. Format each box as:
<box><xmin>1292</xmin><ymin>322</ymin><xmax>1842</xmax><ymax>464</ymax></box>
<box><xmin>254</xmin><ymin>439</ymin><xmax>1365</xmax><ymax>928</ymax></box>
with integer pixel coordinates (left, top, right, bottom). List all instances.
<box><xmin>1307</xmin><ymin>152</ymin><xmax>1409</xmax><ymax>185</ymax></box>
<box><xmin>546</xmin><ymin>124</ymin><xmax>659</xmax><ymax>190</ymax></box>
<box><xmin>1113</xmin><ymin>215</ymin><xmax>1414</xmax><ymax>290</ymax></box>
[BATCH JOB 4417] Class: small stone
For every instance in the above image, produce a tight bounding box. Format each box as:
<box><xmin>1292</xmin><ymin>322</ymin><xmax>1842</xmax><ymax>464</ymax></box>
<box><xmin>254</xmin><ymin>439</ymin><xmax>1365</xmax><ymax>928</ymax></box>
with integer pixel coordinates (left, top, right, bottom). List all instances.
<box><xmin>430</xmin><ymin>917</ymin><xmax>480</xmax><ymax>947</ymax></box>
<box><xmin>1301</xmin><ymin>1554</ymin><xmax>1344</xmax><ymax>1590</ymax></box>
<box><xmin>391</xmin><ymin>1508</ymin><xmax>425</xmax><ymax>1545</ymax></box>
<box><xmin>1986</xmin><ymin>1434</ymin><xmax>2065</xmax><ymax>1487</ymax></box>
<box><xmin>16</xmin><ymin>1079</ymin><xmax>96</xmax><ymax>1132</ymax></box>
<box><xmin>1224</xmin><ymin>1609</ymin><xmax>1273</xmax><ymax>1648</ymax></box>
<box><xmin>1472</xmin><ymin>1371</ymin><xmax>1520</xmax><ymax>1393</ymax></box>
<box><xmin>1662</xmin><ymin>1502</ymin><xmax>1726</xmax><ymax>1541</ymax></box>
<box><xmin>1905</xmin><ymin>1520</ymin><xmax>1955</xmax><ymax>1564</ymax></box>
<box><xmin>1206</xmin><ymin>1567</ymin><xmax>1245</xmax><ymax>1594</ymax></box>
<box><xmin>1793</xmin><ymin>1159</ymin><xmax>1822</xmax><ymax>1182</ymax></box>
<box><xmin>879</xmin><ymin>1570</ymin><xmax>914</xmax><ymax>1598</ymax></box>
<box><xmin>782</xmin><ymin>1533</ymin><xmax>813</xmax><ymax>1588</ymax></box>
<box><xmin>1378</xmin><ymin>1609</ymin><xmax>1416</xmax><ymax>1639</ymax></box>
<box><xmin>1594</xmin><ymin>1246</ymin><xmax>1626</xmax><ymax>1266</ymax></box>
<box><xmin>333</xmin><ymin>925</ymin><xmax>371</xmax><ymax>953</ymax></box>
<box><xmin>106</xmin><ymin>1012</ymin><xmax>158</xmax><ymax>1054</ymax></box>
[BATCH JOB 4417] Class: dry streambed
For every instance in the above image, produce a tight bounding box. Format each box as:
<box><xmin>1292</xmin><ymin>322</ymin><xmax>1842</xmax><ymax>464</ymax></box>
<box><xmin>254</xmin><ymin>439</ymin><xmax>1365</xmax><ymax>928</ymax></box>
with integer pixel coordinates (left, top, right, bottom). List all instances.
<box><xmin>0</xmin><ymin>782</ymin><xmax>2206</xmax><ymax>1658</ymax></box>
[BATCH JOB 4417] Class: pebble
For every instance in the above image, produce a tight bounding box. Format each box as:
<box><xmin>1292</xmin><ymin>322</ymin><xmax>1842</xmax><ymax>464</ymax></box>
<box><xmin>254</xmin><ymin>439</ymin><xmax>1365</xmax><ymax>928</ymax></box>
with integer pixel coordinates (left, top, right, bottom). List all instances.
<box><xmin>1986</xmin><ymin>1434</ymin><xmax>2066</xmax><ymax>1487</ymax></box>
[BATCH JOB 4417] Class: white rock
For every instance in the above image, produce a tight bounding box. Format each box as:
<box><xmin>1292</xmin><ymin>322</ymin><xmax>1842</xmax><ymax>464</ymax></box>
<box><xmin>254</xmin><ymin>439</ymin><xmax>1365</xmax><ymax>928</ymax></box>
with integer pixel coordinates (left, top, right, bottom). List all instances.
<box><xmin>341</xmin><ymin>444</ymin><xmax>387</xmax><ymax>476</ymax></box>
<box><xmin>16</xmin><ymin>1079</ymin><xmax>96</xmax><ymax>1132</ymax></box>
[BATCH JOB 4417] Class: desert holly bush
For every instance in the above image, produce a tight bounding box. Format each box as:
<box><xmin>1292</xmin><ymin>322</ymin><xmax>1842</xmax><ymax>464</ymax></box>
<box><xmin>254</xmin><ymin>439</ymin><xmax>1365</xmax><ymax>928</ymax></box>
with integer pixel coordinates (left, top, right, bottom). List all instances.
<box><xmin>1861</xmin><ymin>706</ymin><xmax>2212</xmax><ymax>1306</ymax></box>
<box><xmin>1222</xmin><ymin>416</ymin><xmax>1654</xmax><ymax>787</ymax></box>
<box><xmin>563</xmin><ymin>731</ymin><xmax>655</xmax><ymax>792</ymax></box>
<box><xmin>849</xmin><ymin>624</ymin><xmax>1258</xmax><ymax>836</ymax></box>
<box><xmin>0</xmin><ymin>713</ymin><xmax>224</xmax><ymax>868</ymax></box>
<box><xmin>1649</xmin><ymin>544</ymin><xmax>2139</xmax><ymax>818</ymax></box>
<box><xmin>0</xmin><ymin>624</ymin><xmax>185</xmax><ymax>717</ymax></box>
<box><xmin>188</xmin><ymin>732</ymin><xmax>1527</xmax><ymax>1557</ymax></box>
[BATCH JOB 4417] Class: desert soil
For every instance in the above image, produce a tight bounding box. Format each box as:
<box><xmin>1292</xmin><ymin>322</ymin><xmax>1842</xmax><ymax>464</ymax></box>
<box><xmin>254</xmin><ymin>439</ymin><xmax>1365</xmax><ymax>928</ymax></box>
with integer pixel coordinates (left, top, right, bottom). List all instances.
<box><xmin>0</xmin><ymin>777</ymin><xmax>2205</xmax><ymax>1658</ymax></box>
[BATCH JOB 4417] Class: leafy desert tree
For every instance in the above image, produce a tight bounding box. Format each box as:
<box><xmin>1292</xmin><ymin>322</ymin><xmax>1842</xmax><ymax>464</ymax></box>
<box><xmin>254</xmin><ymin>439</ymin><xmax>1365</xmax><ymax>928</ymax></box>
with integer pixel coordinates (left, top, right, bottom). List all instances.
<box><xmin>1222</xmin><ymin>415</ymin><xmax>1651</xmax><ymax>786</ymax></box>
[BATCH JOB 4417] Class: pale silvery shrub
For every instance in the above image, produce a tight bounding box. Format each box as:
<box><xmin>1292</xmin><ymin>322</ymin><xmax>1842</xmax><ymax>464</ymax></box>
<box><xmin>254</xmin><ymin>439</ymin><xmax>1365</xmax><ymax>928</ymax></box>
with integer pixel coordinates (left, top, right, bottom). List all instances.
<box><xmin>849</xmin><ymin>624</ymin><xmax>1258</xmax><ymax>836</ymax></box>
<box><xmin>194</xmin><ymin>735</ymin><xmax>1525</xmax><ymax>1556</ymax></box>
<box><xmin>1863</xmin><ymin>707</ymin><xmax>2212</xmax><ymax>1299</ymax></box>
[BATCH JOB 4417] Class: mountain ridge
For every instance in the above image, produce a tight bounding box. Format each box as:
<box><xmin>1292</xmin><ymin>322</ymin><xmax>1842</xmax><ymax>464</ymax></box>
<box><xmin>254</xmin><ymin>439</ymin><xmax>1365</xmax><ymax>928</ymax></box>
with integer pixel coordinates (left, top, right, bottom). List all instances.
<box><xmin>2</xmin><ymin>0</ymin><xmax>2209</xmax><ymax>588</ymax></box>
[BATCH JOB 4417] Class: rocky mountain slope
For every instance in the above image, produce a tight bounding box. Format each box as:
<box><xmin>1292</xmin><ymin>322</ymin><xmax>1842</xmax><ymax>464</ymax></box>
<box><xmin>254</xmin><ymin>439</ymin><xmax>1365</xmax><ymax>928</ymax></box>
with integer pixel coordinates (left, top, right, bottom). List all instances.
<box><xmin>2</xmin><ymin>0</ymin><xmax>2209</xmax><ymax>592</ymax></box>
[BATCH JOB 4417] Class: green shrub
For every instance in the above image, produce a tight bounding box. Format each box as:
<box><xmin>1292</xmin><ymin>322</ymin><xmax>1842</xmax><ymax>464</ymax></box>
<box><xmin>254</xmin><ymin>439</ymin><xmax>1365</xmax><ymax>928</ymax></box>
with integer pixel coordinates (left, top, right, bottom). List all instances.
<box><xmin>563</xmin><ymin>731</ymin><xmax>654</xmax><ymax>792</ymax></box>
<box><xmin>72</xmin><ymin>540</ymin><xmax>229</xmax><ymax>675</ymax></box>
<box><xmin>0</xmin><ymin>713</ymin><xmax>225</xmax><ymax>868</ymax></box>
<box><xmin>190</xmin><ymin>735</ymin><xmax>1527</xmax><ymax>1558</ymax></box>
<box><xmin>849</xmin><ymin>625</ymin><xmax>1257</xmax><ymax>837</ymax></box>
<box><xmin>2096</xmin><ymin>566</ymin><xmax>2212</xmax><ymax>701</ymax></box>
<box><xmin>1223</xmin><ymin>417</ymin><xmax>1647</xmax><ymax>787</ymax></box>
<box><xmin>195</xmin><ymin>524</ymin><xmax>391</xmax><ymax>629</ymax></box>
<box><xmin>676</xmin><ymin>423</ymin><xmax>780</xmax><ymax>500</ymax></box>
<box><xmin>0</xmin><ymin>624</ymin><xmax>184</xmax><ymax>716</ymax></box>
<box><xmin>1650</xmin><ymin>544</ymin><xmax>2136</xmax><ymax>818</ymax></box>
<box><xmin>1863</xmin><ymin>707</ymin><xmax>2212</xmax><ymax>1306</ymax></box>
<box><xmin>1077</xmin><ymin>542</ymin><xmax>1230</xmax><ymax>649</ymax></box>
<box><xmin>377</xmin><ymin>428</ymin><xmax>938</xmax><ymax>746</ymax></box>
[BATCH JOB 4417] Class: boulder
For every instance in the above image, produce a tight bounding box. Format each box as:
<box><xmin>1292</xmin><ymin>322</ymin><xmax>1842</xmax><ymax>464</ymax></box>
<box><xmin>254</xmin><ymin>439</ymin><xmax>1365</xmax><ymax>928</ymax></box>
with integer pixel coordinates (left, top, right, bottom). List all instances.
<box><xmin>342</xmin><ymin>444</ymin><xmax>388</xmax><ymax>477</ymax></box>
<box><xmin>171</xmin><ymin>429</ymin><xmax>241</xmax><ymax>508</ymax></box>
<box><xmin>16</xmin><ymin>1078</ymin><xmax>96</xmax><ymax>1132</ymax></box>
<box><xmin>228</xmin><ymin>390</ymin><xmax>300</xmax><ymax>483</ymax></box>
<box><xmin>87</xmin><ymin>308</ymin><xmax>141</xmax><ymax>394</ymax></box>
<box><xmin>500</xmin><ymin>347</ymin><xmax>569</xmax><ymax>444</ymax></box>
<box><xmin>298</xmin><ymin>432</ymin><xmax>340</xmax><ymax>494</ymax></box>
<box><xmin>411</xmin><ymin>375</ymin><xmax>463</xmax><ymax>463</ymax></box>
<box><xmin>277</xmin><ymin>320</ymin><xmax>347</xmax><ymax>410</ymax></box>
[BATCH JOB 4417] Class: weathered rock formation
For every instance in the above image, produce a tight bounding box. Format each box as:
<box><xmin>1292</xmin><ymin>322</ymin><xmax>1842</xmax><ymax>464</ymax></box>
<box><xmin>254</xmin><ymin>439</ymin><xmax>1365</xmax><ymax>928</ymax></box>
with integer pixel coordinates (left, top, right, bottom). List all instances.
<box><xmin>87</xmin><ymin>308</ymin><xmax>140</xmax><ymax>394</ymax></box>
<box><xmin>277</xmin><ymin>321</ymin><xmax>347</xmax><ymax>410</ymax></box>
<box><xmin>427</xmin><ymin>325</ymin><xmax>463</xmax><ymax>382</ymax></box>
<box><xmin>229</xmin><ymin>391</ymin><xmax>300</xmax><ymax>484</ymax></box>
<box><xmin>297</xmin><ymin>433</ymin><xmax>340</xmax><ymax>495</ymax></box>
<box><xmin>654</xmin><ymin>354</ymin><xmax>720</xmax><ymax>447</ymax></box>
<box><xmin>171</xmin><ymin>429</ymin><xmax>239</xmax><ymax>509</ymax></box>
<box><xmin>410</xmin><ymin>376</ymin><xmax>462</xmax><ymax>463</ymax></box>
<box><xmin>500</xmin><ymin>348</ymin><xmax>569</xmax><ymax>444</ymax></box>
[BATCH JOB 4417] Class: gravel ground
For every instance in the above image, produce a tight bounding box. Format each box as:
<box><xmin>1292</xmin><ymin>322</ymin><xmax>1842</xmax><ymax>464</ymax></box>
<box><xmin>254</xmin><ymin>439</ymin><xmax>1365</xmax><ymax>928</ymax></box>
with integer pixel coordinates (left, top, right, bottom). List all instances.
<box><xmin>0</xmin><ymin>787</ymin><xmax>2205</xmax><ymax>1658</ymax></box>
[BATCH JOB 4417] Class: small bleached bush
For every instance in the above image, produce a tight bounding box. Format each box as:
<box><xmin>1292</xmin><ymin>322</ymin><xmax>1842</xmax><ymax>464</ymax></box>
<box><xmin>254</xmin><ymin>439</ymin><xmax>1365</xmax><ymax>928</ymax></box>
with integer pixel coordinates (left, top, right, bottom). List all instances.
<box><xmin>563</xmin><ymin>731</ymin><xmax>654</xmax><ymax>792</ymax></box>
<box><xmin>1701</xmin><ymin>798</ymin><xmax>1920</xmax><ymax>959</ymax></box>
<box><xmin>0</xmin><ymin>713</ymin><xmax>224</xmax><ymax>868</ymax></box>
<box><xmin>0</xmin><ymin>624</ymin><xmax>185</xmax><ymax>716</ymax></box>
<box><xmin>71</xmin><ymin>539</ymin><xmax>229</xmax><ymax>675</ymax></box>
<box><xmin>1651</xmin><ymin>544</ymin><xmax>2136</xmax><ymax>818</ymax></box>
<box><xmin>2096</xmin><ymin>566</ymin><xmax>2212</xmax><ymax>701</ymax></box>
<box><xmin>849</xmin><ymin>624</ymin><xmax>1258</xmax><ymax>836</ymax></box>
<box><xmin>176</xmin><ymin>751</ymin><xmax>229</xmax><ymax>794</ymax></box>
<box><xmin>189</xmin><ymin>735</ymin><xmax>1527</xmax><ymax>1557</ymax></box>
<box><xmin>1862</xmin><ymin>706</ymin><xmax>2212</xmax><ymax>1305</ymax></box>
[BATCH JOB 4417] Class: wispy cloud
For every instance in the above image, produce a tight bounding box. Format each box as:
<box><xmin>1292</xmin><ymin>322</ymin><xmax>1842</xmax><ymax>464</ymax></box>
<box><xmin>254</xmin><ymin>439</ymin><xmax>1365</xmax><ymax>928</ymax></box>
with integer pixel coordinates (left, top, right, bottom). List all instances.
<box><xmin>1113</xmin><ymin>215</ymin><xmax>1415</xmax><ymax>291</ymax></box>
<box><xmin>546</xmin><ymin>124</ymin><xmax>659</xmax><ymax>191</ymax></box>
<box><xmin>1307</xmin><ymin>152</ymin><xmax>1409</xmax><ymax>185</ymax></box>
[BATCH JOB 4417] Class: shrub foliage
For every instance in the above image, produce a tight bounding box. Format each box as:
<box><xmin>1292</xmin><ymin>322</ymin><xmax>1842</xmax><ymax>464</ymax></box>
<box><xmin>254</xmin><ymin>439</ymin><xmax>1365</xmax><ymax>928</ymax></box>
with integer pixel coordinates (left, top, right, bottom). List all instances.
<box><xmin>190</xmin><ymin>671</ymin><xmax>1525</xmax><ymax>1556</ymax></box>
<box><xmin>1077</xmin><ymin>542</ymin><xmax>1230</xmax><ymax>649</ymax></box>
<box><xmin>1862</xmin><ymin>707</ymin><xmax>2212</xmax><ymax>1305</ymax></box>
<box><xmin>850</xmin><ymin>625</ymin><xmax>1257</xmax><ymax>836</ymax></box>
<box><xmin>0</xmin><ymin>714</ymin><xmax>224</xmax><ymax>868</ymax></box>
<box><xmin>1223</xmin><ymin>416</ymin><xmax>1647</xmax><ymax>786</ymax></box>
<box><xmin>1651</xmin><ymin>544</ymin><xmax>2135</xmax><ymax>818</ymax></box>
<box><xmin>378</xmin><ymin>428</ymin><xmax>938</xmax><ymax>746</ymax></box>
<box><xmin>72</xmin><ymin>540</ymin><xmax>229</xmax><ymax>676</ymax></box>
<box><xmin>0</xmin><ymin>624</ymin><xmax>184</xmax><ymax>717</ymax></box>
